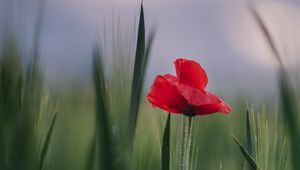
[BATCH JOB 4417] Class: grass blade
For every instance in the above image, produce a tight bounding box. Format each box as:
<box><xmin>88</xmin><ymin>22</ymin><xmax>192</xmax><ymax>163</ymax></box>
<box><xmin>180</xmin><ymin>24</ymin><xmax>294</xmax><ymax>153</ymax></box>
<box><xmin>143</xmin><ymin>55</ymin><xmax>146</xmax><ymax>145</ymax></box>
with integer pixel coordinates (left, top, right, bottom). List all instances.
<box><xmin>39</xmin><ymin>113</ymin><xmax>57</xmax><ymax>170</ymax></box>
<box><xmin>0</xmin><ymin>31</ymin><xmax>24</xmax><ymax>169</ymax></box>
<box><xmin>128</xmin><ymin>3</ymin><xmax>146</xmax><ymax>140</ymax></box>
<box><xmin>246</xmin><ymin>109</ymin><xmax>254</xmax><ymax>158</ymax></box>
<box><xmin>93</xmin><ymin>47</ymin><xmax>113</xmax><ymax>170</ymax></box>
<box><xmin>248</xmin><ymin>5</ymin><xmax>282</xmax><ymax>64</ymax></box>
<box><xmin>232</xmin><ymin>135</ymin><xmax>262</xmax><ymax>170</ymax></box>
<box><xmin>278</xmin><ymin>70</ymin><xmax>300</xmax><ymax>170</ymax></box>
<box><xmin>249</xmin><ymin>4</ymin><xmax>300</xmax><ymax>170</ymax></box>
<box><xmin>162</xmin><ymin>113</ymin><xmax>171</xmax><ymax>170</ymax></box>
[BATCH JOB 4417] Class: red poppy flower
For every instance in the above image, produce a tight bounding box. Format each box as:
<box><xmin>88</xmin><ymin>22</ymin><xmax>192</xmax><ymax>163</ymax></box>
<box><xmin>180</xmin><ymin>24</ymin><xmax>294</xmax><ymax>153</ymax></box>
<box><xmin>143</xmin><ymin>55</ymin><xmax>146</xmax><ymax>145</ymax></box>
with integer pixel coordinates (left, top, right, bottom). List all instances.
<box><xmin>147</xmin><ymin>58</ymin><xmax>231</xmax><ymax>116</ymax></box>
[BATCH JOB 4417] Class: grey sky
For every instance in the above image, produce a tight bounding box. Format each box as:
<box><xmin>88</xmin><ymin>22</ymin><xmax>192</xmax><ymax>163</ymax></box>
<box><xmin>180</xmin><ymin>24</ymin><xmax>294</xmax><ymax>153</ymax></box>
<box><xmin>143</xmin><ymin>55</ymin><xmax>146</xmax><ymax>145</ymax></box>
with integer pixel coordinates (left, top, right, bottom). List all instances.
<box><xmin>1</xmin><ymin>0</ymin><xmax>300</xmax><ymax>99</ymax></box>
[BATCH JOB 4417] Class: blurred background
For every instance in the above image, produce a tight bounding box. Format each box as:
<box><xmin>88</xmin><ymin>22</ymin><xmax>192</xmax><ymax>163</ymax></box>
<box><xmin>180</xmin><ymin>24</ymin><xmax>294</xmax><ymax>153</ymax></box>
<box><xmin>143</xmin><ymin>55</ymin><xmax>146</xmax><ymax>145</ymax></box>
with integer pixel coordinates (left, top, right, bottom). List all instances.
<box><xmin>1</xmin><ymin>0</ymin><xmax>300</xmax><ymax>96</ymax></box>
<box><xmin>0</xmin><ymin>0</ymin><xmax>300</xmax><ymax>170</ymax></box>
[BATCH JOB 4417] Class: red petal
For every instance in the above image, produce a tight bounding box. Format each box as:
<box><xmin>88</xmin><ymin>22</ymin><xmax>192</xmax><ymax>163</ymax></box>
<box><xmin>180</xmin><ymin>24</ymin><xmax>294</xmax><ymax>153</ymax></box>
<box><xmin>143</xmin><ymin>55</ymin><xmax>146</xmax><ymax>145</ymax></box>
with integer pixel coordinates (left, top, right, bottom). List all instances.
<box><xmin>194</xmin><ymin>102</ymin><xmax>222</xmax><ymax>115</ymax></box>
<box><xmin>147</xmin><ymin>74</ymin><xmax>190</xmax><ymax>114</ymax></box>
<box><xmin>176</xmin><ymin>84</ymin><xmax>219</xmax><ymax>106</ymax></box>
<box><xmin>174</xmin><ymin>58</ymin><xmax>208</xmax><ymax>90</ymax></box>
<box><xmin>193</xmin><ymin>92</ymin><xmax>232</xmax><ymax>115</ymax></box>
<box><xmin>194</xmin><ymin>102</ymin><xmax>232</xmax><ymax>115</ymax></box>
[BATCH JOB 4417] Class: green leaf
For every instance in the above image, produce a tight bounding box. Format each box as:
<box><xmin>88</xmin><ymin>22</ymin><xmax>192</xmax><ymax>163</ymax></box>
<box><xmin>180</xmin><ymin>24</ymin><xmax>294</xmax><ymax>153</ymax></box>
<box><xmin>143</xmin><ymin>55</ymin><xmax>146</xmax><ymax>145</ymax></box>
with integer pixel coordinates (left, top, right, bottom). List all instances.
<box><xmin>128</xmin><ymin>2</ymin><xmax>156</xmax><ymax>146</ymax></box>
<box><xmin>39</xmin><ymin>113</ymin><xmax>57</xmax><ymax>170</ymax></box>
<box><xmin>128</xmin><ymin>3</ymin><xmax>146</xmax><ymax>140</ymax></box>
<box><xmin>231</xmin><ymin>135</ymin><xmax>262</xmax><ymax>170</ymax></box>
<box><xmin>93</xmin><ymin>47</ymin><xmax>113</xmax><ymax>170</ymax></box>
<box><xmin>162</xmin><ymin>113</ymin><xmax>171</xmax><ymax>170</ymax></box>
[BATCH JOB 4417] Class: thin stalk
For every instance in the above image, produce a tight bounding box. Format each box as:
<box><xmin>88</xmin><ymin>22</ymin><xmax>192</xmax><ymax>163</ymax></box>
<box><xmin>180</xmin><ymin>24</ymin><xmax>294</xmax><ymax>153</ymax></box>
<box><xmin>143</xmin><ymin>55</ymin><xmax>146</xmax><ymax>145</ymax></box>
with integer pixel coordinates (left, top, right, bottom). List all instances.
<box><xmin>181</xmin><ymin>116</ymin><xmax>193</xmax><ymax>170</ymax></box>
<box><xmin>162</xmin><ymin>113</ymin><xmax>171</xmax><ymax>170</ymax></box>
<box><xmin>185</xmin><ymin>117</ymin><xmax>193</xmax><ymax>170</ymax></box>
<box><xmin>180</xmin><ymin>117</ymin><xmax>188</xmax><ymax>170</ymax></box>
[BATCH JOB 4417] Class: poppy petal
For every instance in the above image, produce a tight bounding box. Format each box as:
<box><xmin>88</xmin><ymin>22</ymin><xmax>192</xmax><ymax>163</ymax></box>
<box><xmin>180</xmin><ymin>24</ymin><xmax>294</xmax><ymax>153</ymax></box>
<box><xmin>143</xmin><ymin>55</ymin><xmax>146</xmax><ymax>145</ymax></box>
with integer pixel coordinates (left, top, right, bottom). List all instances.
<box><xmin>174</xmin><ymin>58</ymin><xmax>208</xmax><ymax>90</ymax></box>
<box><xmin>193</xmin><ymin>92</ymin><xmax>232</xmax><ymax>115</ymax></box>
<box><xmin>194</xmin><ymin>102</ymin><xmax>231</xmax><ymax>115</ymax></box>
<box><xmin>147</xmin><ymin>74</ymin><xmax>190</xmax><ymax>114</ymax></box>
<box><xmin>176</xmin><ymin>84</ymin><xmax>219</xmax><ymax>106</ymax></box>
<box><xmin>194</xmin><ymin>102</ymin><xmax>222</xmax><ymax>115</ymax></box>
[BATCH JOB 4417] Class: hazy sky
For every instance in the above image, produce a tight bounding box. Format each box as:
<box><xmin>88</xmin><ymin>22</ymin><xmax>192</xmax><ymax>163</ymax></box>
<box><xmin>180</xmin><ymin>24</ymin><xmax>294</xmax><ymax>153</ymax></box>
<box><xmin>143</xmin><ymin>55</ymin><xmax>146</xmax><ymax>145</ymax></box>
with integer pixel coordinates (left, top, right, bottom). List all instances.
<box><xmin>1</xmin><ymin>0</ymin><xmax>300</xmax><ymax>99</ymax></box>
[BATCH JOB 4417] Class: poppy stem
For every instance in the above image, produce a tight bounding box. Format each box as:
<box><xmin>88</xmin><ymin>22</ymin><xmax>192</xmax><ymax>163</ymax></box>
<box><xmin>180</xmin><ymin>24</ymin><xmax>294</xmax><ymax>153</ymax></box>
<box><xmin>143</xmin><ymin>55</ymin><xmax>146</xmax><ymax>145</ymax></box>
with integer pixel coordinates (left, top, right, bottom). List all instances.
<box><xmin>181</xmin><ymin>117</ymin><xmax>188</xmax><ymax>170</ymax></box>
<box><xmin>181</xmin><ymin>116</ymin><xmax>193</xmax><ymax>170</ymax></box>
<box><xmin>186</xmin><ymin>116</ymin><xmax>193</xmax><ymax>170</ymax></box>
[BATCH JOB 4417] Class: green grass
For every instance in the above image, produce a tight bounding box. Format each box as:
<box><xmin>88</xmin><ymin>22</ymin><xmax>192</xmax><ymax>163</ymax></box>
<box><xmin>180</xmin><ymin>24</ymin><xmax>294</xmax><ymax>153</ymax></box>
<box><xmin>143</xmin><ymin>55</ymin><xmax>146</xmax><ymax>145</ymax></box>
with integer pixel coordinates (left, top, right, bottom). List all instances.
<box><xmin>232</xmin><ymin>106</ymin><xmax>288</xmax><ymax>170</ymax></box>
<box><xmin>0</xmin><ymin>24</ymin><xmax>56</xmax><ymax>170</ymax></box>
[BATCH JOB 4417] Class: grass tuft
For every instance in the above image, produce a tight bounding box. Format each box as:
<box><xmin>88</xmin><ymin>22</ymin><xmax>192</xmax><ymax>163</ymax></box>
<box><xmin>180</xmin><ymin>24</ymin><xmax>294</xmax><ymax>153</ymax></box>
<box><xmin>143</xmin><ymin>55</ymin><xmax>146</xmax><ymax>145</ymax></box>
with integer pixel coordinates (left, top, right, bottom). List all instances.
<box><xmin>92</xmin><ymin>47</ymin><xmax>114</xmax><ymax>170</ymax></box>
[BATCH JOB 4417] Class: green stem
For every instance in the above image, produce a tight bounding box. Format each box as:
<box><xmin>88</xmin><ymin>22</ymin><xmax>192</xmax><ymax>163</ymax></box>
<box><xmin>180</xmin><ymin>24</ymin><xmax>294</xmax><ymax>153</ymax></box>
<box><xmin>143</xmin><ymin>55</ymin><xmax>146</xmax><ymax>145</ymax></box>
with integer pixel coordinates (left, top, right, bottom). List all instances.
<box><xmin>162</xmin><ymin>113</ymin><xmax>171</xmax><ymax>170</ymax></box>
<box><xmin>180</xmin><ymin>117</ymin><xmax>187</xmax><ymax>170</ymax></box>
<box><xmin>186</xmin><ymin>117</ymin><xmax>193</xmax><ymax>170</ymax></box>
<box><xmin>181</xmin><ymin>116</ymin><xmax>193</xmax><ymax>170</ymax></box>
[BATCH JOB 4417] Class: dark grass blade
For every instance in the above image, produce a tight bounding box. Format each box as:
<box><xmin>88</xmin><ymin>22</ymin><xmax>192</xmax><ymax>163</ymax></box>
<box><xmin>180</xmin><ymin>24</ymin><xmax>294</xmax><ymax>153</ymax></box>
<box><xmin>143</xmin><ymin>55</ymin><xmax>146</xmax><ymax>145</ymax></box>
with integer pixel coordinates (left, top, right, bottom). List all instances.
<box><xmin>162</xmin><ymin>113</ymin><xmax>171</xmax><ymax>170</ymax></box>
<box><xmin>0</xmin><ymin>32</ymin><xmax>23</xmax><ymax>124</ymax></box>
<box><xmin>248</xmin><ymin>5</ymin><xmax>282</xmax><ymax>64</ymax></box>
<box><xmin>246</xmin><ymin>109</ymin><xmax>254</xmax><ymax>158</ymax></box>
<box><xmin>39</xmin><ymin>113</ymin><xmax>57</xmax><ymax>170</ymax></box>
<box><xmin>232</xmin><ymin>135</ymin><xmax>262</xmax><ymax>170</ymax></box>
<box><xmin>128</xmin><ymin>3</ymin><xmax>145</xmax><ymax>140</ymax></box>
<box><xmin>0</xmin><ymin>32</ymin><xmax>24</xmax><ymax>169</ymax></box>
<box><xmin>278</xmin><ymin>70</ymin><xmax>300</xmax><ymax>170</ymax></box>
<box><xmin>128</xmin><ymin>3</ymin><xmax>156</xmax><ymax>144</ymax></box>
<box><xmin>93</xmin><ymin>48</ymin><xmax>113</xmax><ymax>170</ymax></box>
<box><xmin>0</xmin><ymin>1</ymin><xmax>45</xmax><ymax>169</ymax></box>
<box><xmin>86</xmin><ymin>135</ymin><xmax>97</xmax><ymax>170</ymax></box>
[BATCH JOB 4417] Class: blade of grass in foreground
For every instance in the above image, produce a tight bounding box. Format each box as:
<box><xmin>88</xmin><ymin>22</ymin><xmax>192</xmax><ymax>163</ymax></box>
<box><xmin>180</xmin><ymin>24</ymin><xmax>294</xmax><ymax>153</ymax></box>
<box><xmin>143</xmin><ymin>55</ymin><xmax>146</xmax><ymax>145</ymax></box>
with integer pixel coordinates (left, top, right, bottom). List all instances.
<box><xmin>128</xmin><ymin>3</ymin><xmax>146</xmax><ymax>141</ymax></box>
<box><xmin>162</xmin><ymin>113</ymin><xmax>171</xmax><ymax>170</ymax></box>
<box><xmin>128</xmin><ymin>2</ymin><xmax>156</xmax><ymax>145</ymax></box>
<box><xmin>0</xmin><ymin>1</ymin><xmax>53</xmax><ymax>169</ymax></box>
<box><xmin>248</xmin><ymin>4</ymin><xmax>282</xmax><ymax>65</ymax></box>
<box><xmin>128</xmin><ymin>2</ymin><xmax>156</xmax><ymax>151</ymax></box>
<box><xmin>93</xmin><ymin>47</ymin><xmax>113</xmax><ymax>170</ymax></box>
<box><xmin>249</xmin><ymin>5</ymin><xmax>300</xmax><ymax>170</ymax></box>
<box><xmin>232</xmin><ymin>135</ymin><xmax>261</xmax><ymax>170</ymax></box>
<box><xmin>0</xmin><ymin>31</ymin><xmax>24</xmax><ymax>169</ymax></box>
<box><xmin>278</xmin><ymin>70</ymin><xmax>300</xmax><ymax>170</ymax></box>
